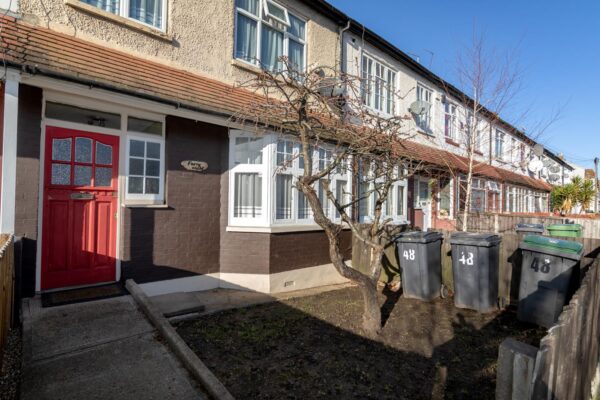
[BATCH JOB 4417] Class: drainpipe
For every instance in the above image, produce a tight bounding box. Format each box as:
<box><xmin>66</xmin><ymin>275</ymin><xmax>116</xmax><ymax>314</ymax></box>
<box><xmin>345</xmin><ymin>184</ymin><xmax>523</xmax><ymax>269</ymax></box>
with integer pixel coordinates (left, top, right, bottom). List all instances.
<box><xmin>338</xmin><ymin>20</ymin><xmax>351</xmax><ymax>74</ymax></box>
<box><xmin>595</xmin><ymin>157</ymin><xmax>599</xmax><ymax>213</ymax></box>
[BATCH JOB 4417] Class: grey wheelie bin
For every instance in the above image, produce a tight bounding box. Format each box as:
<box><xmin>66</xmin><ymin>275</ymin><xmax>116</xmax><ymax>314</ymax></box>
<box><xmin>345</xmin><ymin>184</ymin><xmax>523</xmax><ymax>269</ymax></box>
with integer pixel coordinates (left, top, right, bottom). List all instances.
<box><xmin>395</xmin><ymin>231</ymin><xmax>444</xmax><ymax>301</ymax></box>
<box><xmin>515</xmin><ymin>223</ymin><xmax>544</xmax><ymax>235</ymax></box>
<box><xmin>450</xmin><ymin>232</ymin><xmax>502</xmax><ymax>313</ymax></box>
<box><xmin>517</xmin><ymin>235</ymin><xmax>584</xmax><ymax>328</ymax></box>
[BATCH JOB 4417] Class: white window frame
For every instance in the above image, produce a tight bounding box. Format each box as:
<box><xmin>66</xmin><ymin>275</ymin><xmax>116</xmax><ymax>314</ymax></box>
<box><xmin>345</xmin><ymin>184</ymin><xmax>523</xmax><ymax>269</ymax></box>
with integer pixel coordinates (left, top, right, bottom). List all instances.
<box><xmin>444</xmin><ymin>102</ymin><xmax>457</xmax><ymax>140</ymax></box>
<box><xmin>495</xmin><ymin>129</ymin><xmax>505</xmax><ymax>160</ymax></box>
<box><xmin>263</xmin><ymin>0</ymin><xmax>290</xmax><ymax>26</ymax></box>
<box><xmin>272</xmin><ymin>138</ymin><xmax>352</xmax><ymax>225</ymax></box>
<box><xmin>415</xmin><ymin>83</ymin><xmax>433</xmax><ymax>133</ymax></box>
<box><xmin>80</xmin><ymin>0</ymin><xmax>167</xmax><ymax>31</ymax></box>
<box><xmin>359</xmin><ymin>164</ymin><xmax>408</xmax><ymax>224</ymax></box>
<box><xmin>228</xmin><ymin>130</ymin><xmax>270</xmax><ymax>227</ymax></box>
<box><xmin>234</xmin><ymin>0</ymin><xmax>307</xmax><ymax>71</ymax></box>
<box><xmin>361</xmin><ymin>53</ymin><xmax>397</xmax><ymax>115</ymax></box>
<box><xmin>125</xmin><ymin>133</ymin><xmax>166</xmax><ymax>202</ymax></box>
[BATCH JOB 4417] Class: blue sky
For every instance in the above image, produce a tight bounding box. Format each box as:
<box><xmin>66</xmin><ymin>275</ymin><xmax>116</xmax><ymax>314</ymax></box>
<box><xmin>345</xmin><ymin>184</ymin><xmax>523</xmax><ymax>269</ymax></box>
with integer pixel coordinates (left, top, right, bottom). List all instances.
<box><xmin>327</xmin><ymin>0</ymin><xmax>600</xmax><ymax>169</ymax></box>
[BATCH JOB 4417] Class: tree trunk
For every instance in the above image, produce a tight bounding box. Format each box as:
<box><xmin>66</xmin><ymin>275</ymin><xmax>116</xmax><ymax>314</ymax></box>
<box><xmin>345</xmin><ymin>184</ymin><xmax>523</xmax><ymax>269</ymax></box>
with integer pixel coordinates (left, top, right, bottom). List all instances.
<box><xmin>359</xmin><ymin>278</ymin><xmax>382</xmax><ymax>337</ymax></box>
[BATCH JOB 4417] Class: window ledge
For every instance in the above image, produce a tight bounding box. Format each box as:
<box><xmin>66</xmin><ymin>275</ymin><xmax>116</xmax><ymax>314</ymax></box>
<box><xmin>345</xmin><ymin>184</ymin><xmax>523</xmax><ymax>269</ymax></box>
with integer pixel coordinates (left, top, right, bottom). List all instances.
<box><xmin>123</xmin><ymin>203</ymin><xmax>170</xmax><ymax>209</ymax></box>
<box><xmin>231</xmin><ymin>59</ymin><xmax>264</xmax><ymax>75</ymax></box>
<box><xmin>445</xmin><ymin>138</ymin><xmax>460</xmax><ymax>147</ymax></box>
<box><xmin>417</xmin><ymin>129</ymin><xmax>435</xmax><ymax>137</ymax></box>
<box><xmin>65</xmin><ymin>0</ymin><xmax>173</xmax><ymax>42</ymax></box>
<box><xmin>226</xmin><ymin>224</ymin><xmax>351</xmax><ymax>233</ymax></box>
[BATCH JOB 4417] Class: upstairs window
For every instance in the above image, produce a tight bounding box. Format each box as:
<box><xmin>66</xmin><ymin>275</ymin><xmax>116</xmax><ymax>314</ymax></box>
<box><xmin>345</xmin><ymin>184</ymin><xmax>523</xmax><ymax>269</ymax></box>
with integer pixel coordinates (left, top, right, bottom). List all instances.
<box><xmin>415</xmin><ymin>84</ymin><xmax>432</xmax><ymax>132</ymax></box>
<box><xmin>444</xmin><ymin>102</ymin><xmax>457</xmax><ymax>140</ymax></box>
<box><xmin>80</xmin><ymin>0</ymin><xmax>166</xmax><ymax>30</ymax></box>
<box><xmin>235</xmin><ymin>0</ymin><xmax>306</xmax><ymax>72</ymax></box>
<box><xmin>494</xmin><ymin>130</ymin><xmax>505</xmax><ymax>160</ymax></box>
<box><xmin>361</xmin><ymin>55</ymin><xmax>396</xmax><ymax>115</ymax></box>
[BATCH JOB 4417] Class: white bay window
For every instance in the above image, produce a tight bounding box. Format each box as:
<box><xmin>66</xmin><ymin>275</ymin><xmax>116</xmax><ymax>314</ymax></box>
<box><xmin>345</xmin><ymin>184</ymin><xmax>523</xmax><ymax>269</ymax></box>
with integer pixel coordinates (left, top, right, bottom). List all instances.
<box><xmin>358</xmin><ymin>165</ymin><xmax>408</xmax><ymax>224</ymax></box>
<box><xmin>229</xmin><ymin>131</ymin><xmax>351</xmax><ymax>229</ymax></box>
<box><xmin>361</xmin><ymin>54</ymin><xmax>397</xmax><ymax>115</ymax></box>
<box><xmin>235</xmin><ymin>0</ymin><xmax>306</xmax><ymax>72</ymax></box>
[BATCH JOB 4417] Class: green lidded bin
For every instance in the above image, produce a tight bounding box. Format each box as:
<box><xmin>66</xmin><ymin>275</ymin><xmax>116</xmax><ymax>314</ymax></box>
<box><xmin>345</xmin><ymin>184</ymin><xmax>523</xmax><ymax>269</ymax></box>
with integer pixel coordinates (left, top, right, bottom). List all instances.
<box><xmin>546</xmin><ymin>224</ymin><xmax>583</xmax><ymax>238</ymax></box>
<box><xmin>517</xmin><ymin>234</ymin><xmax>584</xmax><ymax>327</ymax></box>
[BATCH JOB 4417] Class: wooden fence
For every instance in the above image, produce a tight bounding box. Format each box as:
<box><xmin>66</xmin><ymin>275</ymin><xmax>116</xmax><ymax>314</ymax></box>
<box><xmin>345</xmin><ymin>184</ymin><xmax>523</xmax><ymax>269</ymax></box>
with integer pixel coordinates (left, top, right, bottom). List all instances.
<box><xmin>0</xmin><ymin>234</ymin><xmax>15</xmax><ymax>364</ymax></box>
<box><xmin>462</xmin><ymin>213</ymin><xmax>600</xmax><ymax>239</ymax></box>
<box><xmin>528</xmin><ymin>256</ymin><xmax>600</xmax><ymax>400</ymax></box>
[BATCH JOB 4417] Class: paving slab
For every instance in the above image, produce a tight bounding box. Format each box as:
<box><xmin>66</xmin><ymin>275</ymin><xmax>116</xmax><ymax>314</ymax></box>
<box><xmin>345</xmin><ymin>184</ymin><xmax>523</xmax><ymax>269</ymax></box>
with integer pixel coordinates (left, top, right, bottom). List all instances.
<box><xmin>21</xmin><ymin>332</ymin><xmax>203</xmax><ymax>400</ymax></box>
<box><xmin>25</xmin><ymin>295</ymin><xmax>154</xmax><ymax>361</ymax></box>
<box><xmin>150</xmin><ymin>292</ymin><xmax>206</xmax><ymax>317</ymax></box>
<box><xmin>21</xmin><ymin>295</ymin><xmax>207</xmax><ymax>400</ymax></box>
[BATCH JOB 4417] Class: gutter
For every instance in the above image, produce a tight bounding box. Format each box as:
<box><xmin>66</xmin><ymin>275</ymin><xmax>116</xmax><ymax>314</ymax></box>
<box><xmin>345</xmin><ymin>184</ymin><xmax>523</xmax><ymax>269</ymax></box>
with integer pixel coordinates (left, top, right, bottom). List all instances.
<box><xmin>13</xmin><ymin>63</ymin><xmax>234</xmax><ymax>121</ymax></box>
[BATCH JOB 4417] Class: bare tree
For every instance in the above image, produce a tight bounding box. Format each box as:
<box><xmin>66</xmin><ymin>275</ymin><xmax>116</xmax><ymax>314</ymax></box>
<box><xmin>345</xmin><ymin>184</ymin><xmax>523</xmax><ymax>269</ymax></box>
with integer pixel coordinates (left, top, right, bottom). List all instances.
<box><xmin>233</xmin><ymin>59</ymin><xmax>424</xmax><ymax>336</ymax></box>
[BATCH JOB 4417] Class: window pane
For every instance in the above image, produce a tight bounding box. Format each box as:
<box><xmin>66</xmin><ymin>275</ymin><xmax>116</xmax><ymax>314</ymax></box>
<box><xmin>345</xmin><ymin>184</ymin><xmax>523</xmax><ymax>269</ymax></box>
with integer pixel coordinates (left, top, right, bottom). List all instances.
<box><xmin>471</xmin><ymin>189</ymin><xmax>486</xmax><ymax>213</ymax></box>
<box><xmin>81</xmin><ymin>0</ymin><xmax>118</xmax><ymax>14</ymax></box>
<box><xmin>146</xmin><ymin>142</ymin><xmax>161</xmax><ymax>159</ymax></box>
<box><xmin>96</xmin><ymin>142</ymin><xmax>113</xmax><ymax>165</ymax></box>
<box><xmin>130</xmin><ymin>140</ymin><xmax>145</xmax><ymax>157</ymax></box>
<box><xmin>235</xmin><ymin>14</ymin><xmax>258</xmax><ymax>63</ymax></box>
<box><xmin>396</xmin><ymin>186</ymin><xmax>405</xmax><ymax>217</ymax></box>
<box><xmin>45</xmin><ymin>102</ymin><xmax>121</xmax><ymax>129</ymax></box>
<box><xmin>52</xmin><ymin>138</ymin><xmax>72</xmax><ymax>162</ymax></box>
<box><xmin>74</xmin><ymin>166</ymin><xmax>92</xmax><ymax>186</ymax></box>
<box><xmin>318</xmin><ymin>180</ymin><xmax>330</xmax><ymax>217</ymax></box>
<box><xmin>276</xmin><ymin>140</ymin><xmax>293</xmax><ymax>167</ymax></box>
<box><xmin>275</xmin><ymin>175</ymin><xmax>292</xmax><ymax>220</ymax></box>
<box><xmin>95</xmin><ymin>167</ymin><xmax>112</xmax><ymax>187</ymax></box>
<box><xmin>419</xmin><ymin>181</ymin><xmax>429</xmax><ymax>201</ymax></box>
<box><xmin>261</xmin><ymin>25</ymin><xmax>283</xmax><ymax>71</ymax></box>
<box><xmin>288</xmin><ymin>14</ymin><xmax>305</xmax><ymax>39</ymax></box>
<box><xmin>51</xmin><ymin>164</ymin><xmax>71</xmax><ymax>185</ymax></box>
<box><xmin>439</xmin><ymin>180</ymin><xmax>451</xmax><ymax>217</ymax></box>
<box><xmin>145</xmin><ymin>160</ymin><xmax>160</xmax><ymax>177</ymax></box>
<box><xmin>145</xmin><ymin>178</ymin><xmax>160</xmax><ymax>194</ymax></box>
<box><xmin>75</xmin><ymin>137</ymin><xmax>92</xmax><ymax>163</ymax></box>
<box><xmin>234</xmin><ymin>173</ymin><xmax>262</xmax><ymax>218</ymax></box>
<box><xmin>129</xmin><ymin>158</ymin><xmax>145</xmax><ymax>175</ymax></box>
<box><xmin>129</xmin><ymin>0</ymin><xmax>163</xmax><ymax>28</ymax></box>
<box><xmin>265</xmin><ymin>1</ymin><xmax>287</xmax><ymax>22</ymax></box>
<box><xmin>234</xmin><ymin>137</ymin><xmax>262</xmax><ymax>164</ymax></box>
<box><xmin>297</xmin><ymin>190</ymin><xmax>311</xmax><ymax>219</ymax></box>
<box><xmin>128</xmin><ymin>177</ymin><xmax>144</xmax><ymax>194</ymax></box>
<box><xmin>236</xmin><ymin>0</ymin><xmax>258</xmax><ymax>15</ymax></box>
<box><xmin>127</xmin><ymin>117</ymin><xmax>163</xmax><ymax>135</ymax></box>
<box><xmin>335</xmin><ymin>180</ymin><xmax>347</xmax><ymax>218</ymax></box>
<box><xmin>289</xmin><ymin>40</ymin><xmax>304</xmax><ymax>71</ymax></box>
<box><xmin>359</xmin><ymin>182</ymin><xmax>370</xmax><ymax>219</ymax></box>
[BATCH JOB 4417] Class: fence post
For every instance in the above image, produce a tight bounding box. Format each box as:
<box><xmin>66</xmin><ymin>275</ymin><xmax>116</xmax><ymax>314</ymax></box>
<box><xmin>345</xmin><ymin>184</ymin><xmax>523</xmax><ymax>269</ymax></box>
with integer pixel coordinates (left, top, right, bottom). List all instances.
<box><xmin>496</xmin><ymin>338</ymin><xmax>538</xmax><ymax>400</ymax></box>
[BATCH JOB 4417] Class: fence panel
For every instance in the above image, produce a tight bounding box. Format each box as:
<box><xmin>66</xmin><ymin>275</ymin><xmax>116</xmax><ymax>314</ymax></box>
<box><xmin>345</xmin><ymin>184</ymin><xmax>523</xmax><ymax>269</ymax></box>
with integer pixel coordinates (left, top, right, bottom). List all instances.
<box><xmin>0</xmin><ymin>234</ymin><xmax>15</xmax><ymax>364</ymax></box>
<box><xmin>529</xmin><ymin>257</ymin><xmax>600</xmax><ymax>400</ymax></box>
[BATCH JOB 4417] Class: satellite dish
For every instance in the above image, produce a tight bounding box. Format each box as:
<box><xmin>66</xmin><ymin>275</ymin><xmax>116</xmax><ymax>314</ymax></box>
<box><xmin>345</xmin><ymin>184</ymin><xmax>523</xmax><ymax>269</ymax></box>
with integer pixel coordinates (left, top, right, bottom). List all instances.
<box><xmin>317</xmin><ymin>77</ymin><xmax>344</xmax><ymax>97</ymax></box>
<box><xmin>542</xmin><ymin>159</ymin><xmax>553</xmax><ymax>167</ymax></box>
<box><xmin>540</xmin><ymin>167</ymin><xmax>549</xmax><ymax>178</ymax></box>
<box><xmin>549</xmin><ymin>165</ymin><xmax>561</xmax><ymax>174</ymax></box>
<box><xmin>528</xmin><ymin>157</ymin><xmax>543</xmax><ymax>173</ymax></box>
<box><xmin>409</xmin><ymin>100</ymin><xmax>431</xmax><ymax>115</ymax></box>
<box><xmin>533</xmin><ymin>144</ymin><xmax>544</xmax><ymax>157</ymax></box>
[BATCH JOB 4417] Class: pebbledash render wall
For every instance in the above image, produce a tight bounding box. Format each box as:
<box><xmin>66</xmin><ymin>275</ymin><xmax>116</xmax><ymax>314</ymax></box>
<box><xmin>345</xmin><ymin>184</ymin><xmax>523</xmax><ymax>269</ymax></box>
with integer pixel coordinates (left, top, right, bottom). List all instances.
<box><xmin>18</xmin><ymin>0</ymin><xmax>341</xmax><ymax>87</ymax></box>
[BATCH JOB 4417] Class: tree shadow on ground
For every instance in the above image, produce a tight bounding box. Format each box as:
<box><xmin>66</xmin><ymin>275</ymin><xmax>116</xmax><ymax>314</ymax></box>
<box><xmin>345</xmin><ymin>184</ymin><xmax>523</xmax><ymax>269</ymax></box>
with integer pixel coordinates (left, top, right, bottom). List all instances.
<box><xmin>176</xmin><ymin>287</ymin><xmax>544</xmax><ymax>400</ymax></box>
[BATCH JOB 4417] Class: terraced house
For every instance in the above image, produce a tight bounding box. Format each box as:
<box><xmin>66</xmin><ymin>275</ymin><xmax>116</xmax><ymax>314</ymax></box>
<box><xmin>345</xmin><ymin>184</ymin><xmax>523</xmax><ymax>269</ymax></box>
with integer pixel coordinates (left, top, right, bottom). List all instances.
<box><xmin>0</xmin><ymin>0</ymin><xmax>571</xmax><ymax>296</ymax></box>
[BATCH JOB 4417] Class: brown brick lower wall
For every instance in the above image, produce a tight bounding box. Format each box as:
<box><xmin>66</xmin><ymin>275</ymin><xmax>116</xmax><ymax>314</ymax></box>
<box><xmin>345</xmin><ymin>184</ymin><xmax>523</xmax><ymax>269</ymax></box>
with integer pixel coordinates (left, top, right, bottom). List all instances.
<box><xmin>121</xmin><ymin>117</ymin><xmax>226</xmax><ymax>283</ymax></box>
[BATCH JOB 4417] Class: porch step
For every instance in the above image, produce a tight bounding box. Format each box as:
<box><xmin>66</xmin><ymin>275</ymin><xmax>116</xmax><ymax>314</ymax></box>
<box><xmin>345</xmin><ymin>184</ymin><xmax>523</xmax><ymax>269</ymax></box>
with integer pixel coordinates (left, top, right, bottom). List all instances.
<box><xmin>149</xmin><ymin>292</ymin><xmax>206</xmax><ymax>318</ymax></box>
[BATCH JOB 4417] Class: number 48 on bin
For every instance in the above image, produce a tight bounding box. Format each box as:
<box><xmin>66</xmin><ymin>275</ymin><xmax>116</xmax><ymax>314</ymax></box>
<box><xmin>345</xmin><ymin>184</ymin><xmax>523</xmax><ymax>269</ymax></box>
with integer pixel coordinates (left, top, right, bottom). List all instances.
<box><xmin>459</xmin><ymin>252</ymin><xmax>474</xmax><ymax>266</ymax></box>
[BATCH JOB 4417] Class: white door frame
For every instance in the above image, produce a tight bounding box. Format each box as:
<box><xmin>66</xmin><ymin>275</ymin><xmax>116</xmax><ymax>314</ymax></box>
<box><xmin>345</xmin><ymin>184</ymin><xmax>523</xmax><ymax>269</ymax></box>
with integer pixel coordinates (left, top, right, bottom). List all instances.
<box><xmin>415</xmin><ymin>176</ymin><xmax>432</xmax><ymax>230</ymax></box>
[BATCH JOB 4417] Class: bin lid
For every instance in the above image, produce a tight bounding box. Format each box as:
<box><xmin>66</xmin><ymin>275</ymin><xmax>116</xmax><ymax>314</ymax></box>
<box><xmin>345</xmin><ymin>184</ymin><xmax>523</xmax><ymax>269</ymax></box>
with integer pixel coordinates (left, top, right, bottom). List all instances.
<box><xmin>449</xmin><ymin>232</ymin><xmax>502</xmax><ymax>247</ymax></box>
<box><xmin>547</xmin><ymin>224</ymin><xmax>583</xmax><ymax>232</ymax></box>
<box><xmin>515</xmin><ymin>223</ymin><xmax>544</xmax><ymax>230</ymax></box>
<box><xmin>520</xmin><ymin>234</ymin><xmax>584</xmax><ymax>260</ymax></box>
<box><xmin>395</xmin><ymin>230</ymin><xmax>443</xmax><ymax>244</ymax></box>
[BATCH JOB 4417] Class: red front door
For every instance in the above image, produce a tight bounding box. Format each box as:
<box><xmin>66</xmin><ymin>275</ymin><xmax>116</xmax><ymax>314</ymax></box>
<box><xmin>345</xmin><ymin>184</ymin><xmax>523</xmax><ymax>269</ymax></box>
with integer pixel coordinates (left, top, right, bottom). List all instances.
<box><xmin>42</xmin><ymin>127</ymin><xmax>119</xmax><ymax>290</ymax></box>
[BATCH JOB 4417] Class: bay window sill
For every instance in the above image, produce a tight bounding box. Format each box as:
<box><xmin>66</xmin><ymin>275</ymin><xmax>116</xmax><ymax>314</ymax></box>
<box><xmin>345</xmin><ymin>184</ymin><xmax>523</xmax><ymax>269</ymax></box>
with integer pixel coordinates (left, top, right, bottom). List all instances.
<box><xmin>123</xmin><ymin>203</ymin><xmax>170</xmax><ymax>209</ymax></box>
<box><xmin>226</xmin><ymin>224</ymin><xmax>351</xmax><ymax>234</ymax></box>
<box><xmin>231</xmin><ymin>59</ymin><xmax>264</xmax><ymax>75</ymax></box>
<box><xmin>65</xmin><ymin>0</ymin><xmax>173</xmax><ymax>42</ymax></box>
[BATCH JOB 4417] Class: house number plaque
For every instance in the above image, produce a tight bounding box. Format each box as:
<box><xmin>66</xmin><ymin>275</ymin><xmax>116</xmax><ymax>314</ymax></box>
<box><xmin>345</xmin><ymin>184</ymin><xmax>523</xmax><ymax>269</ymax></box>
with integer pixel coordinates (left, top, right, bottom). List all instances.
<box><xmin>181</xmin><ymin>160</ymin><xmax>208</xmax><ymax>173</ymax></box>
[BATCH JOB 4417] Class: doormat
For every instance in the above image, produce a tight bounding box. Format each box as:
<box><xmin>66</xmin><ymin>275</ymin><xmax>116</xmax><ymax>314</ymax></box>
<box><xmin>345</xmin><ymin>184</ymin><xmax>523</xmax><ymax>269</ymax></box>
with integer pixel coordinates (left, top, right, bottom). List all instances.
<box><xmin>41</xmin><ymin>283</ymin><xmax>128</xmax><ymax>308</ymax></box>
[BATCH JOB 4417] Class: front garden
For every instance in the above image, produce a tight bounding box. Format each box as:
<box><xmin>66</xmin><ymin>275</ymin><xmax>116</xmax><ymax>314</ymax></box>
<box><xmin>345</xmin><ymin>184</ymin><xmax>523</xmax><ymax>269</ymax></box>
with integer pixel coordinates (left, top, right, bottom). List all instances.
<box><xmin>176</xmin><ymin>286</ymin><xmax>544</xmax><ymax>400</ymax></box>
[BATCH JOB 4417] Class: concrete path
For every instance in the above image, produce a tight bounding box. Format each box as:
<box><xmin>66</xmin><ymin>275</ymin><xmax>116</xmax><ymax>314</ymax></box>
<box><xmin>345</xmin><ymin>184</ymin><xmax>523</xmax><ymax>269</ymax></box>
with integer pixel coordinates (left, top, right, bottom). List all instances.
<box><xmin>21</xmin><ymin>295</ymin><xmax>207</xmax><ymax>400</ymax></box>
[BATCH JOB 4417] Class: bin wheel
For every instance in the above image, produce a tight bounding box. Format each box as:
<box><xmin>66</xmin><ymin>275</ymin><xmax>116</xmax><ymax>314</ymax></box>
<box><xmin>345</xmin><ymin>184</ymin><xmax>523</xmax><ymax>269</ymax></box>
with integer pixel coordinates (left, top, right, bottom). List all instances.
<box><xmin>440</xmin><ymin>284</ymin><xmax>448</xmax><ymax>299</ymax></box>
